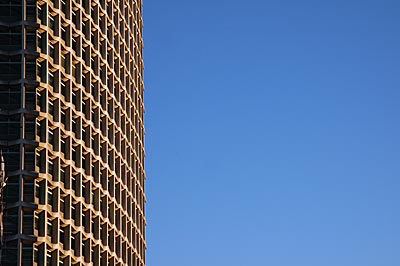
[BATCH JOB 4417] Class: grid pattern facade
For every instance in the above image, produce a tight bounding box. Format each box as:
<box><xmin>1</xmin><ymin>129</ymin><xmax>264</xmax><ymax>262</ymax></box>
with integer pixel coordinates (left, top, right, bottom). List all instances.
<box><xmin>0</xmin><ymin>0</ymin><xmax>146</xmax><ymax>264</ymax></box>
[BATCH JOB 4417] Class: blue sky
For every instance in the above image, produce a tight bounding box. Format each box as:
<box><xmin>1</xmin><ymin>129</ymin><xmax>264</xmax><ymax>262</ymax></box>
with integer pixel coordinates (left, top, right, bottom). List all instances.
<box><xmin>143</xmin><ymin>1</ymin><xmax>400</xmax><ymax>265</ymax></box>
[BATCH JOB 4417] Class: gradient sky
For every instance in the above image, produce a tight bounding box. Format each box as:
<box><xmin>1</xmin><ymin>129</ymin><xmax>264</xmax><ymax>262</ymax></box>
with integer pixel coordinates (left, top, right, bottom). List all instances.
<box><xmin>143</xmin><ymin>1</ymin><xmax>400</xmax><ymax>265</ymax></box>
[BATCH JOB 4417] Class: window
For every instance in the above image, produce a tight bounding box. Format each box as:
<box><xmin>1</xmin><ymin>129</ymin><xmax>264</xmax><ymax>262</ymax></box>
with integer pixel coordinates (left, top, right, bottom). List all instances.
<box><xmin>59</xmin><ymin>227</ymin><xmax>65</xmax><ymax>246</ymax></box>
<box><xmin>46</xmin><ymin>218</ymin><xmax>52</xmax><ymax>238</ymax></box>
<box><xmin>49</xmin><ymin>43</ymin><xmax>55</xmax><ymax>60</ymax></box>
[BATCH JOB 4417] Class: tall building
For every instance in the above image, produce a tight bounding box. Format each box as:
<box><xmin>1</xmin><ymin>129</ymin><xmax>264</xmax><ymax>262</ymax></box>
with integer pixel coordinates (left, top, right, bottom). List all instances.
<box><xmin>0</xmin><ymin>0</ymin><xmax>146</xmax><ymax>264</ymax></box>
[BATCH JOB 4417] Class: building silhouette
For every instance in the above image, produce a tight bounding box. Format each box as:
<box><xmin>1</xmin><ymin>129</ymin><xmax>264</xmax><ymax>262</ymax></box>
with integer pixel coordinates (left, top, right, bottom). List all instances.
<box><xmin>0</xmin><ymin>0</ymin><xmax>146</xmax><ymax>264</ymax></box>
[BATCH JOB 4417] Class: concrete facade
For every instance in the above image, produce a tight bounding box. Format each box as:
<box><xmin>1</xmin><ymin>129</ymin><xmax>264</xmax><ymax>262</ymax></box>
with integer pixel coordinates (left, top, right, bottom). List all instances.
<box><xmin>0</xmin><ymin>0</ymin><xmax>146</xmax><ymax>264</ymax></box>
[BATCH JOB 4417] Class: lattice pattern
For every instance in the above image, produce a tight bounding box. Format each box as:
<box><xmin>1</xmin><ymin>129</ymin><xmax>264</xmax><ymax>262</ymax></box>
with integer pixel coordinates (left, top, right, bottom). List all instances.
<box><xmin>0</xmin><ymin>0</ymin><xmax>146</xmax><ymax>264</ymax></box>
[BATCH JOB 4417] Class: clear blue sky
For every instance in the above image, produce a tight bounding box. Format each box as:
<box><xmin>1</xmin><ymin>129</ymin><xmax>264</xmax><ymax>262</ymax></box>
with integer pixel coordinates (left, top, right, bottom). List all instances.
<box><xmin>143</xmin><ymin>1</ymin><xmax>400</xmax><ymax>265</ymax></box>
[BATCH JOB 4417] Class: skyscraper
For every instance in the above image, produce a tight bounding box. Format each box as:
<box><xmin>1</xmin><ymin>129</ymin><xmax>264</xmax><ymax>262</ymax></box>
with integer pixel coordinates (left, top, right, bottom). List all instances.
<box><xmin>0</xmin><ymin>0</ymin><xmax>146</xmax><ymax>264</ymax></box>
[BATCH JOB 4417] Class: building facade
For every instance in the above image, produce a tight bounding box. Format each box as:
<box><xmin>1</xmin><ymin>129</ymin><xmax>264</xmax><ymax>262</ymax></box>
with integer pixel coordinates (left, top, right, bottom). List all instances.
<box><xmin>0</xmin><ymin>0</ymin><xmax>146</xmax><ymax>264</ymax></box>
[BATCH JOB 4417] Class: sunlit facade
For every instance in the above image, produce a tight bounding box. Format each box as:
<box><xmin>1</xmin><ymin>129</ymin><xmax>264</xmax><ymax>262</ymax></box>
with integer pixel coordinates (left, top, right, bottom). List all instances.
<box><xmin>0</xmin><ymin>0</ymin><xmax>146</xmax><ymax>264</ymax></box>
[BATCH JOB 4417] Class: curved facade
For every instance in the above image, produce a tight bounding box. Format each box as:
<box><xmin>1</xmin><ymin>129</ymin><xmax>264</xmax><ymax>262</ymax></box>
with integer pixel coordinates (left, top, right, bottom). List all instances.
<box><xmin>0</xmin><ymin>0</ymin><xmax>146</xmax><ymax>265</ymax></box>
